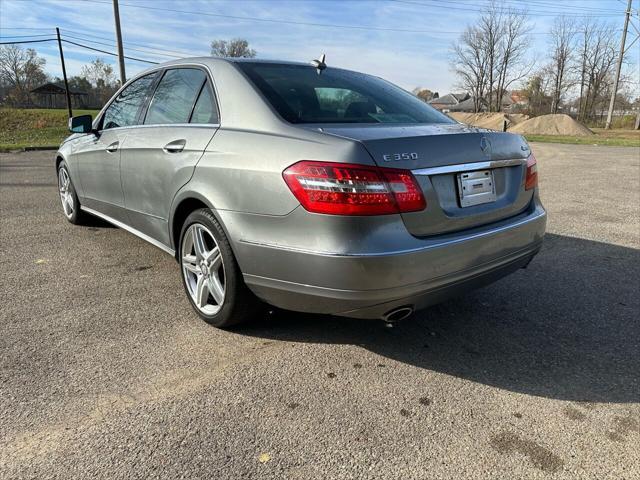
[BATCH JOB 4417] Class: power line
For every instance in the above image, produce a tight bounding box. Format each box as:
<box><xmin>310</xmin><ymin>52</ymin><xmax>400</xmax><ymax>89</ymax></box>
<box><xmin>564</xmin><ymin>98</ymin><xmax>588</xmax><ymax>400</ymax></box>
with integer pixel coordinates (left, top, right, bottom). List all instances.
<box><xmin>61</xmin><ymin>32</ymin><xmax>182</xmax><ymax>59</ymax></box>
<box><xmin>75</xmin><ymin>0</ymin><xmax>625</xmax><ymax>38</ymax></box>
<box><xmin>432</xmin><ymin>0</ymin><xmax>621</xmax><ymax>13</ymax></box>
<box><xmin>388</xmin><ymin>0</ymin><xmax>623</xmax><ymax>17</ymax></box>
<box><xmin>0</xmin><ymin>38</ymin><xmax>57</xmax><ymax>45</ymax></box>
<box><xmin>60</xmin><ymin>29</ymin><xmax>197</xmax><ymax>57</ymax></box>
<box><xmin>61</xmin><ymin>39</ymin><xmax>158</xmax><ymax>64</ymax></box>
<box><xmin>72</xmin><ymin>0</ymin><xmax>491</xmax><ymax>34</ymax></box>
<box><xmin>0</xmin><ymin>36</ymin><xmax>158</xmax><ymax>64</ymax></box>
<box><xmin>0</xmin><ymin>27</ymin><xmax>53</xmax><ymax>31</ymax></box>
<box><xmin>0</xmin><ymin>33</ymin><xmax>57</xmax><ymax>39</ymax></box>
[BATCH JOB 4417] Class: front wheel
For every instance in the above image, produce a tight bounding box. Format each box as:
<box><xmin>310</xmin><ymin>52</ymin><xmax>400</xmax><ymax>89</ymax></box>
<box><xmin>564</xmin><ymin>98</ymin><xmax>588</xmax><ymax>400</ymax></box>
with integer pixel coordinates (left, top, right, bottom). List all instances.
<box><xmin>57</xmin><ymin>161</ymin><xmax>85</xmax><ymax>225</ymax></box>
<box><xmin>178</xmin><ymin>208</ymin><xmax>263</xmax><ymax>328</ymax></box>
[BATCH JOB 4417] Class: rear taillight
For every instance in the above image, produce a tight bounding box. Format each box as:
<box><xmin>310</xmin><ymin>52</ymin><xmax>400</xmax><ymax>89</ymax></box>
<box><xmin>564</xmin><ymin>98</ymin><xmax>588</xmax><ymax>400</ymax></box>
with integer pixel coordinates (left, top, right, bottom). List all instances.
<box><xmin>283</xmin><ymin>161</ymin><xmax>426</xmax><ymax>215</ymax></box>
<box><xmin>525</xmin><ymin>154</ymin><xmax>538</xmax><ymax>190</ymax></box>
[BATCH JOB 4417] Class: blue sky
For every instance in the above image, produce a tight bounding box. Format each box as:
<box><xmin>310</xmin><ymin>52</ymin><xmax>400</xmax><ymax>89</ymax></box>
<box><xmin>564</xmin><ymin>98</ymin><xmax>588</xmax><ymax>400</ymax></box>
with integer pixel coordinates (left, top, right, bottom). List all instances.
<box><xmin>1</xmin><ymin>0</ymin><xmax>638</xmax><ymax>96</ymax></box>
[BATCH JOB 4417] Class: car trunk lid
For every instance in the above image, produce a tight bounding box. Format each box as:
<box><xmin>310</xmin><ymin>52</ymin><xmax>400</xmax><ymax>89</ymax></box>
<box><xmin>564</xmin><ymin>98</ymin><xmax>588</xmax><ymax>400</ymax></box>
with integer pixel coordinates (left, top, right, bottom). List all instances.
<box><xmin>313</xmin><ymin>123</ymin><xmax>533</xmax><ymax>236</ymax></box>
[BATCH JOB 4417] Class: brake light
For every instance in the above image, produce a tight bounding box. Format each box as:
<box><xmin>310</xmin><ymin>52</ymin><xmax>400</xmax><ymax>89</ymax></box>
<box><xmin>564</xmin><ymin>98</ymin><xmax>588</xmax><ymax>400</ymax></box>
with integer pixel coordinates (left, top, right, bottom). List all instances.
<box><xmin>525</xmin><ymin>154</ymin><xmax>538</xmax><ymax>190</ymax></box>
<box><xmin>283</xmin><ymin>161</ymin><xmax>426</xmax><ymax>215</ymax></box>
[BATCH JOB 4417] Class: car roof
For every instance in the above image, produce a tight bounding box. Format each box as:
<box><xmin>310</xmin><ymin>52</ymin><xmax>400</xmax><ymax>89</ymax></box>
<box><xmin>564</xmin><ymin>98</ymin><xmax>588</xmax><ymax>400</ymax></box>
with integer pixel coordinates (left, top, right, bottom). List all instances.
<box><xmin>156</xmin><ymin>57</ymin><xmax>312</xmax><ymax>68</ymax></box>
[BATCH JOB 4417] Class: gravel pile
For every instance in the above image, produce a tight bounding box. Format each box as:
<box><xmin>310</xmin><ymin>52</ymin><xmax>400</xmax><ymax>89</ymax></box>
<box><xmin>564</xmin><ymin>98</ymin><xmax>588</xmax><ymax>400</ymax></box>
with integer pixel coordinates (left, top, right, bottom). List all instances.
<box><xmin>508</xmin><ymin>114</ymin><xmax>594</xmax><ymax>136</ymax></box>
<box><xmin>448</xmin><ymin>112</ymin><xmax>529</xmax><ymax>131</ymax></box>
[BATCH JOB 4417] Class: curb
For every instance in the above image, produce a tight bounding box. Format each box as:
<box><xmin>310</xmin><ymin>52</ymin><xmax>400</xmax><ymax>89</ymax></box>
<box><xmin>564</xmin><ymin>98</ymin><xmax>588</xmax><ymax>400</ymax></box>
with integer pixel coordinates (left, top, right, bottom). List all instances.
<box><xmin>0</xmin><ymin>146</ymin><xmax>58</xmax><ymax>153</ymax></box>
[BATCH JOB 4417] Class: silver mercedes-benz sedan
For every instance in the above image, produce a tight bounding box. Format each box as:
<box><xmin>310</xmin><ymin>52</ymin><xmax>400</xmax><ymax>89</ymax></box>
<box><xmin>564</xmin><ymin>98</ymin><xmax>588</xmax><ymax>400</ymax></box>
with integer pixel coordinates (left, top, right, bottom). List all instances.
<box><xmin>56</xmin><ymin>57</ymin><xmax>546</xmax><ymax>327</ymax></box>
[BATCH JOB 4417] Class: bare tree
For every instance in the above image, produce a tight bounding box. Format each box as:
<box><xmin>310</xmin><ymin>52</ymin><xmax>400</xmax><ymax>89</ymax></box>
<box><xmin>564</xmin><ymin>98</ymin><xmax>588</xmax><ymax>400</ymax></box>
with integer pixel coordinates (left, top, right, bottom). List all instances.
<box><xmin>451</xmin><ymin>2</ymin><xmax>532</xmax><ymax>113</ymax></box>
<box><xmin>452</xmin><ymin>26</ymin><xmax>487</xmax><ymax>113</ymax></box>
<box><xmin>414</xmin><ymin>88</ymin><xmax>438</xmax><ymax>102</ymax></box>
<box><xmin>547</xmin><ymin>17</ymin><xmax>577</xmax><ymax>114</ymax></box>
<box><xmin>577</xmin><ymin>21</ymin><xmax>594</xmax><ymax>120</ymax></box>
<box><xmin>210</xmin><ymin>39</ymin><xmax>256</xmax><ymax>58</ymax></box>
<box><xmin>80</xmin><ymin>58</ymin><xmax>116</xmax><ymax>88</ymax></box>
<box><xmin>80</xmin><ymin>58</ymin><xmax>119</xmax><ymax>105</ymax></box>
<box><xmin>478</xmin><ymin>7</ymin><xmax>502</xmax><ymax>111</ymax></box>
<box><xmin>0</xmin><ymin>45</ymin><xmax>47</xmax><ymax>105</ymax></box>
<box><xmin>576</xmin><ymin>21</ymin><xmax>618</xmax><ymax>122</ymax></box>
<box><xmin>493</xmin><ymin>9</ymin><xmax>532</xmax><ymax>112</ymax></box>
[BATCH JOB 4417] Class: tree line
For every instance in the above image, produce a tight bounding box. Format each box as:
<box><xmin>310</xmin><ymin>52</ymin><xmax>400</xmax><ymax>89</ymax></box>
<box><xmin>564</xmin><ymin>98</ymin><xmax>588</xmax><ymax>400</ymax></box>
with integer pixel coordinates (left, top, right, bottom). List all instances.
<box><xmin>2</xmin><ymin>29</ymin><xmax>635</xmax><ymax>124</ymax></box>
<box><xmin>0</xmin><ymin>38</ymin><xmax>256</xmax><ymax>109</ymax></box>
<box><xmin>451</xmin><ymin>3</ymin><xmax>637</xmax><ymax>122</ymax></box>
<box><xmin>0</xmin><ymin>44</ymin><xmax>120</xmax><ymax>108</ymax></box>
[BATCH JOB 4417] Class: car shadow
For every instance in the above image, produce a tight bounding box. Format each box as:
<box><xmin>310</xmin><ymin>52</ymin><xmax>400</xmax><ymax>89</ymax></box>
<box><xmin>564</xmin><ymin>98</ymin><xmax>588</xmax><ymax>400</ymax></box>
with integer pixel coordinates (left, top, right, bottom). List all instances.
<box><xmin>81</xmin><ymin>215</ymin><xmax>116</xmax><ymax>228</ymax></box>
<box><xmin>240</xmin><ymin>233</ymin><xmax>639</xmax><ymax>403</ymax></box>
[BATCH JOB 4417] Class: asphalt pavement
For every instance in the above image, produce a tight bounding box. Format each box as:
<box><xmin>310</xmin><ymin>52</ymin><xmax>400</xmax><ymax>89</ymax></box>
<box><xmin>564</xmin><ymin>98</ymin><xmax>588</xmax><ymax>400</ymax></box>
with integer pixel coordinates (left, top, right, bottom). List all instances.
<box><xmin>1</xmin><ymin>143</ymin><xmax>639</xmax><ymax>479</ymax></box>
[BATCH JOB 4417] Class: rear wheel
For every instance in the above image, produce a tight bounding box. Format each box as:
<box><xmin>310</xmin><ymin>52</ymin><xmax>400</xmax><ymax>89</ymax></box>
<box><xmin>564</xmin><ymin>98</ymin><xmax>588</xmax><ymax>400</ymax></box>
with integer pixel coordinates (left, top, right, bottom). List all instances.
<box><xmin>57</xmin><ymin>161</ymin><xmax>85</xmax><ymax>225</ymax></box>
<box><xmin>179</xmin><ymin>208</ymin><xmax>262</xmax><ymax>327</ymax></box>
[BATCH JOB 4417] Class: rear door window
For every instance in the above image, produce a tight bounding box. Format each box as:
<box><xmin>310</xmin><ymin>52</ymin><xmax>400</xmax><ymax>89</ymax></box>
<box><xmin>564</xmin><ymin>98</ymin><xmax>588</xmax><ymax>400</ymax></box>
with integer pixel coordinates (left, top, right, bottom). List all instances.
<box><xmin>190</xmin><ymin>82</ymin><xmax>219</xmax><ymax>124</ymax></box>
<box><xmin>102</xmin><ymin>72</ymin><xmax>158</xmax><ymax>130</ymax></box>
<box><xmin>144</xmin><ymin>68</ymin><xmax>206</xmax><ymax>125</ymax></box>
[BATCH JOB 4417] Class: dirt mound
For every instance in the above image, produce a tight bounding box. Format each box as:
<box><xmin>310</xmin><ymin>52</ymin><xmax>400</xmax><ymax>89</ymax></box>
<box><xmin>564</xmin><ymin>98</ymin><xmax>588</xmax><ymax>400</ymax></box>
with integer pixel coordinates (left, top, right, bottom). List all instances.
<box><xmin>508</xmin><ymin>114</ymin><xmax>593</xmax><ymax>136</ymax></box>
<box><xmin>505</xmin><ymin>114</ymin><xmax>529</xmax><ymax>125</ymax></box>
<box><xmin>448</xmin><ymin>112</ymin><xmax>529</xmax><ymax>131</ymax></box>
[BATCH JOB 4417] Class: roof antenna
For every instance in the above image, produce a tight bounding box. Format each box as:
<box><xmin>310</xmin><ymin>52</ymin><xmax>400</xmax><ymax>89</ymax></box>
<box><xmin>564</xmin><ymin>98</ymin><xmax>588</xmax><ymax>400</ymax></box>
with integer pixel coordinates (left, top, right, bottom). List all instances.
<box><xmin>311</xmin><ymin>53</ymin><xmax>327</xmax><ymax>74</ymax></box>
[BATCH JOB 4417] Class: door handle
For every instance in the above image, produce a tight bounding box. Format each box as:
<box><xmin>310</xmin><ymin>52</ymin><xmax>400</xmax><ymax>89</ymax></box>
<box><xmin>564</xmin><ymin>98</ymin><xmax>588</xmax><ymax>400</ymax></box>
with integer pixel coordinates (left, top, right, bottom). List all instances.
<box><xmin>106</xmin><ymin>141</ymin><xmax>119</xmax><ymax>153</ymax></box>
<box><xmin>163</xmin><ymin>139</ymin><xmax>186</xmax><ymax>153</ymax></box>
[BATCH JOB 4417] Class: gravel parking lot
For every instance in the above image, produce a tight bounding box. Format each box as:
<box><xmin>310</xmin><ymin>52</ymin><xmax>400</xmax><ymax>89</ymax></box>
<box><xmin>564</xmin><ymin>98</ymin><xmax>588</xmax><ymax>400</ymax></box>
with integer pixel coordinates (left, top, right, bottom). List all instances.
<box><xmin>1</xmin><ymin>143</ymin><xmax>638</xmax><ymax>479</ymax></box>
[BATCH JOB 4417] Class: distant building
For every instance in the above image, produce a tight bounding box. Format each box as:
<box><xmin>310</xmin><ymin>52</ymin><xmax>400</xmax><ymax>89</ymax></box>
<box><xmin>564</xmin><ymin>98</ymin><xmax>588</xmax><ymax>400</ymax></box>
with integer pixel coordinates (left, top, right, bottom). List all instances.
<box><xmin>30</xmin><ymin>82</ymin><xmax>88</xmax><ymax>109</ymax></box>
<box><xmin>427</xmin><ymin>93</ymin><xmax>470</xmax><ymax>112</ymax></box>
<box><xmin>510</xmin><ymin>90</ymin><xmax>529</xmax><ymax>107</ymax></box>
<box><xmin>441</xmin><ymin>91</ymin><xmax>529</xmax><ymax>113</ymax></box>
<box><xmin>447</xmin><ymin>97</ymin><xmax>483</xmax><ymax>113</ymax></box>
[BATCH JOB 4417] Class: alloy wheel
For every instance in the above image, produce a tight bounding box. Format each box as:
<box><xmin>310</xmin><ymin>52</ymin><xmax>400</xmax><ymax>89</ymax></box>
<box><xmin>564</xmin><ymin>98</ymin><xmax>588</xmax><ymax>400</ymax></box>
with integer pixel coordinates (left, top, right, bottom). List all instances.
<box><xmin>181</xmin><ymin>223</ymin><xmax>226</xmax><ymax>315</ymax></box>
<box><xmin>58</xmin><ymin>167</ymin><xmax>74</xmax><ymax>219</ymax></box>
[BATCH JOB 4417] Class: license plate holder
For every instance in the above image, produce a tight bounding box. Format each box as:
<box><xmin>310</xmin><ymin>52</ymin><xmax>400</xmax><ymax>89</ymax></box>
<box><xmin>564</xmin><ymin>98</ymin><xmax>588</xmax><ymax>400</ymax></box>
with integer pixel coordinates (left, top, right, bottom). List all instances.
<box><xmin>457</xmin><ymin>169</ymin><xmax>496</xmax><ymax>207</ymax></box>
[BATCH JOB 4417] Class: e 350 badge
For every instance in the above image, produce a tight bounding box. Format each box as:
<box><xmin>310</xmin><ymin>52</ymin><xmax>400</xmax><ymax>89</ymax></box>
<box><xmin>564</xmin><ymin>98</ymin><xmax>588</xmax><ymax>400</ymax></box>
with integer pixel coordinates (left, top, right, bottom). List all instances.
<box><xmin>382</xmin><ymin>152</ymin><xmax>419</xmax><ymax>162</ymax></box>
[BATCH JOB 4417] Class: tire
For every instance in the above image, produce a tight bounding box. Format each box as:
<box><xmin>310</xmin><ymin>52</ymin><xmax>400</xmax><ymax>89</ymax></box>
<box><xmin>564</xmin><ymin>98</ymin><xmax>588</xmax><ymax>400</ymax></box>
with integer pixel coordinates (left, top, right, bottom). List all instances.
<box><xmin>178</xmin><ymin>208</ymin><xmax>263</xmax><ymax>328</ymax></box>
<box><xmin>57</xmin><ymin>161</ymin><xmax>86</xmax><ymax>225</ymax></box>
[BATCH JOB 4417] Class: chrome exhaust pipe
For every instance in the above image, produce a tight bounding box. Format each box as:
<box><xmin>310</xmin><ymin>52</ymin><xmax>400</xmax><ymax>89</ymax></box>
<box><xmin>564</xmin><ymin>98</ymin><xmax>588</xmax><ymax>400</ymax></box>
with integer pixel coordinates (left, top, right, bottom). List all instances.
<box><xmin>381</xmin><ymin>306</ymin><xmax>414</xmax><ymax>324</ymax></box>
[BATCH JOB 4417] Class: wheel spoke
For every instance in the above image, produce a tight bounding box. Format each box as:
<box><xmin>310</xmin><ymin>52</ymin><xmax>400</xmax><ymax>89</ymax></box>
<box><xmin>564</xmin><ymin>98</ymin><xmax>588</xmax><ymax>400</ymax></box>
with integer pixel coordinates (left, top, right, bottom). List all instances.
<box><xmin>193</xmin><ymin>226</ymin><xmax>207</xmax><ymax>261</ymax></box>
<box><xmin>182</xmin><ymin>253</ymin><xmax>198</xmax><ymax>274</ymax></box>
<box><xmin>208</xmin><ymin>274</ymin><xmax>224</xmax><ymax>305</ymax></box>
<box><xmin>205</xmin><ymin>246</ymin><xmax>221</xmax><ymax>267</ymax></box>
<box><xmin>210</xmin><ymin>253</ymin><xmax>222</xmax><ymax>272</ymax></box>
<box><xmin>195</xmin><ymin>274</ymin><xmax>209</xmax><ymax>308</ymax></box>
<box><xmin>183</xmin><ymin>263</ymin><xmax>199</xmax><ymax>275</ymax></box>
<box><xmin>65</xmin><ymin>193</ymin><xmax>74</xmax><ymax>212</ymax></box>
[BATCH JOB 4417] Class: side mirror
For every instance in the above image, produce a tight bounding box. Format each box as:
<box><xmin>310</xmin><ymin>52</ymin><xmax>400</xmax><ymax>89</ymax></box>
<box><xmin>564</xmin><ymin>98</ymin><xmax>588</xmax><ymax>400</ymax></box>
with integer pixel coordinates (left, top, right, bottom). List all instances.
<box><xmin>69</xmin><ymin>114</ymin><xmax>93</xmax><ymax>134</ymax></box>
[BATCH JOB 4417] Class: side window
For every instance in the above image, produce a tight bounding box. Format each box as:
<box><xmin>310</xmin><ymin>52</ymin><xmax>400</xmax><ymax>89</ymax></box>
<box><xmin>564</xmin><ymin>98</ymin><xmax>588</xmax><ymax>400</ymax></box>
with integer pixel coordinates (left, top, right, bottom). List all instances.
<box><xmin>190</xmin><ymin>82</ymin><xmax>219</xmax><ymax>124</ymax></box>
<box><xmin>144</xmin><ymin>68</ymin><xmax>206</xmax><ymax>125</ymax></box>
<box><xmin>102</xmin><ymin>72</ymin><xmax>157</xmax><ymax>130</ymax></box>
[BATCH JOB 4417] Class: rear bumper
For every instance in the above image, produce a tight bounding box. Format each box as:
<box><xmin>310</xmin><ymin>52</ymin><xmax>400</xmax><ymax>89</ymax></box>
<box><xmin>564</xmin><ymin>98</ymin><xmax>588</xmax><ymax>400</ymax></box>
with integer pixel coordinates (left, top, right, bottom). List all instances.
<box><xmin>245</xmin><ymin>243</ymin><xmax>541</xmax><ymax>319</ymax></box>
<box><xmin>223</xmin><ymin>200</ymin><xmax>546</xmax><ymax>319</ymax></box>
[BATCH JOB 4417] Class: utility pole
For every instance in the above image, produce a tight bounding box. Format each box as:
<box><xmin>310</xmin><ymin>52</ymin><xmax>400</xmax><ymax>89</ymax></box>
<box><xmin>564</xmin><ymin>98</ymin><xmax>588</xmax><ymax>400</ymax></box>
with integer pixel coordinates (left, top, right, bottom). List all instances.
<box><xmin>578</xmin><ymin>28</ymin><xmax>587</xmax><ymax>121</ymax></box>
<box><xmin>113</xmin><ymin>0</ymin><xmax>126</xmax><ymax>85</ymax></box>
<box><xmin>605</xmin><ymin>0</ymin><xmax>632</xmax><ymax>130</ymax></box>
<box><xmin>56</xmin><ymin>27</ymin><xmax>72</xmax><ymax>119</ymax></box>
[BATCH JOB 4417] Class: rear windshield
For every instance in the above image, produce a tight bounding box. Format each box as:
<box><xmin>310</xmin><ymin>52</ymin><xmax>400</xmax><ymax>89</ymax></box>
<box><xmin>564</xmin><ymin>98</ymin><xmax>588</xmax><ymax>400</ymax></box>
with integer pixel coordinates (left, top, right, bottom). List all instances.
<box><xmin>237</xmin><ymin>62</ymin><xmax>454</xmax><ymax>125</ymax></box>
